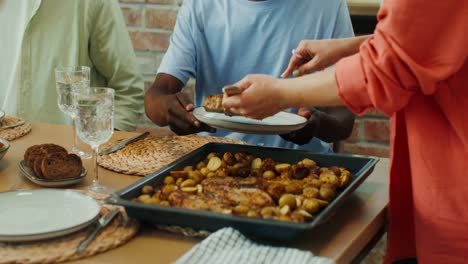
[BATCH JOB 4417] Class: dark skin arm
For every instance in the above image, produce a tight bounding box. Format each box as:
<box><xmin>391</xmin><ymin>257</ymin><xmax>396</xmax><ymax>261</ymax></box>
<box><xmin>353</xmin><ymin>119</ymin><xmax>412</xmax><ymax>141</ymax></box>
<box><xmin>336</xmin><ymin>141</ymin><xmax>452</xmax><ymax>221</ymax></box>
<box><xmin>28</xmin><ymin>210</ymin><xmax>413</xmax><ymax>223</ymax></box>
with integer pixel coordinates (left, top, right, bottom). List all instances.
<box><xmin>144</xmin><ymin>73</ymin><xmax>215</xmax><ymax>135</ymax></box>
<box><xmin>280</xmin><ymin>106</ymin><xmax>354</xmax><ymax>145</ymax></box>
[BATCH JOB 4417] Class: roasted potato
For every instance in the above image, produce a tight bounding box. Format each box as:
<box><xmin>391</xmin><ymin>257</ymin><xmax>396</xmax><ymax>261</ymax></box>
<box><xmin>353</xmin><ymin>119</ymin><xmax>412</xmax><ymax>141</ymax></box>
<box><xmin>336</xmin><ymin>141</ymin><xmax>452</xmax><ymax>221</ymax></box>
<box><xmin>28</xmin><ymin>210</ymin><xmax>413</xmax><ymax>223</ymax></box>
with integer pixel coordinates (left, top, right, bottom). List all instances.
<box><xmin>162</xmin><ymin>184</ymin><xmax>177</xmax><ymax>195</ymax></box>
<box><xmin>303</xmin><ymin>199</ymin><xmax>320</xmax><ymax>214</ymax></box>
<box><xmin>137</xmin><ymin>194</ymin><xmax>152</xmax><ymax>203</ymax></box>
<box><xmin>188</xmin><ymin>171</ymin><xmax>202</xmax><ymax>183</ymax></box>
<box><xmin>261</xmin><ymin>158</ymin><xmax>276</xmax><ymax>171</ymax></box>
<box><xmin>141</xmin><ymin>185</ymin><xmax>154</xmax><ymax>195</ymax></box>
<box><xmin>223</xmin><ymin>152</ymin><xmax>236</xmax><ymax>165</ymax></box>
<box><xmin>328</xmin><ymin>166</ymin><xmax>341</xmax><ymax>176</ymax></box>
<box><xmin>319</xmin><ymin>185</ymin><xmax>336</xmax><ymax>201</ymax></box>
<box><xmin>260</xmin><ymin>206</ymin><xmax>278</xmax><ymax>219</ymax></box>
<box><xmin>216</xmin><ymin>169</ymin><xmax>227</xmax><ymax>178</ymax></box>
<box><xmin>234</xmin><ymin>152</ymin><xmax>247</xmax><ymax>162</ymax></box>
<box><xmin>251</xmin><ymin>158</ymin><xmax>262</xmax><ymax>170</ymax></box>
<box><xmin>340</xmin><ymin>170</ymin><xmax>352</xmax><ymax>188</ymax></box>
<box><xmin>247</xmin><ymin>210</ymin><xmax>260</xmax><ymax>218</ymax></box>
<box><xmin>207</xmin><ymin>152</ymin><xmax>218</xmax><ymax>159</ymax></box>
<box><xmin>196</xmin><ymin>161</ymin><xmax>206</xmax><ymax>170</ymax></box>
<box><xmin>181</xmin><ymin>179</ymin><xmax>196</xmax><ymax>188</ymax></box>
<box><xmin>291</xmin><ymin>164</ymin><xmax>309</xmax><ymax>179</ymax></box>
<box><xmin>267</xmin><ymin>183</ymin><xmax>285</xmax><ymax>201</ymax></box>
<box><xmin>181</xmin><ymin>186</ymin><xmax>198</xmax><ymax>193</ymax></box>
<box><xmin>308</xmin><ymin>166</ymin><xmax>321</xmax><ymax>177</ymax></box>
<box><xmin>319</xmin><ymin>172</ymin><xmax>340</xmax><ymax>188</ymax></box>
<box><xmin>280</xmin><ymin>171</ymin><xmax>292</xmax><ymax>180</ymax></box>
<box><xmin>163</xmin><ymin>176</ymin><xmax>175</xmax><ymax>185</ymax></box>
<box><xmin>170</xmin><ymin>171</ymin><xmax>188</xmax><ymax>179</ymax></box>
<box><xmin>183</xmin><ymin>166</ymin><xmax>194</xmax><ymax>172</ymax></box>
<box><xmin>285</xmin><ymin>182</ymin><xmax>302</xmax><ymax>194</ymax></box>
<box><xmin>279</xmin><ymin>194</ymin><xmax>297</xmax><ymax>210</ymax></box>
<box><xmin>301</xmin><ymin>158</ymin><xmax>317</xmax><ymax>168</ymax></box>
<box><xmin>207</xmin><ymin>156</ymin><xmax>222</xmax><ymax>171</ymax></box>
<box><xmin>303</xmin><ymin>187</ymin><xmax>320</xmax><ymax>199</ymax></box>
<box><xmin>233</xmin><ymin>205</ymin><xmax>250</xmax><ymax>215</ymax></box>
<box><xmin>200</xmin><ymin>167</ymin><xmax>210</xmax><ymax>176</ymax></box>
<box><xmin>275</xmin><ymin>163</ymin><xmax>291</xmax><ymax>173</ymax></box>
<box><xmin>262</xmin><ymin>170</ymin><xmax>276</xmax><ymax>180</ymax></box>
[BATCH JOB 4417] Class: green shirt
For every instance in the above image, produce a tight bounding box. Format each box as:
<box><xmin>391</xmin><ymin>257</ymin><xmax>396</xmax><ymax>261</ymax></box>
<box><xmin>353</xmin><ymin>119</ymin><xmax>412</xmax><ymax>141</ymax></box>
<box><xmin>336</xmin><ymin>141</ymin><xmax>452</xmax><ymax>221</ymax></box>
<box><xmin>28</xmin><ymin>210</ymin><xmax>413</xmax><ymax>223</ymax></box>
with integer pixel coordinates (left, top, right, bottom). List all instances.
<box><xmin>19</xmin><ymin>0</ymin><xmax>144</xmax><ymax>131</ymax></box>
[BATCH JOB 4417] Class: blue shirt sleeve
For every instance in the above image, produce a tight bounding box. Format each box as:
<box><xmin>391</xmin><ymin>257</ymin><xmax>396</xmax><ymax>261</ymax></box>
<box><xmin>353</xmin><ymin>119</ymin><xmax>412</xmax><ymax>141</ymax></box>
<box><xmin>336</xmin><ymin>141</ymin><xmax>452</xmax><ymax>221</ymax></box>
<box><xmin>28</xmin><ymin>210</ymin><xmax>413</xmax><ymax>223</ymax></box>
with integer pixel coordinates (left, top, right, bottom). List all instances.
<box><xmin>157</xmin><ymin>0</ymin><xmax>197</xmax><ymax>85</ymax></box>
<box><xmin>331</xmin><ymin>0</ymin><xmax>355</xmax><ymax>38</ymax></box>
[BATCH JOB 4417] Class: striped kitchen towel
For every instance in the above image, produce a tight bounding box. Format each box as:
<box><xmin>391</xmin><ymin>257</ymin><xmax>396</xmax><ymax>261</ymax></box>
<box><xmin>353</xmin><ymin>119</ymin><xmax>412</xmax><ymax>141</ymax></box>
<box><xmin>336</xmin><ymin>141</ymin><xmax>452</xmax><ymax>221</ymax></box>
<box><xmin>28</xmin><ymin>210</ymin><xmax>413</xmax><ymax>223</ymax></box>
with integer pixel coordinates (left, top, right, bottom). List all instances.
<box><xmin>174</xmin><ymin>227</ymin><xmax>334</xmax><ymax>264</ymax></box>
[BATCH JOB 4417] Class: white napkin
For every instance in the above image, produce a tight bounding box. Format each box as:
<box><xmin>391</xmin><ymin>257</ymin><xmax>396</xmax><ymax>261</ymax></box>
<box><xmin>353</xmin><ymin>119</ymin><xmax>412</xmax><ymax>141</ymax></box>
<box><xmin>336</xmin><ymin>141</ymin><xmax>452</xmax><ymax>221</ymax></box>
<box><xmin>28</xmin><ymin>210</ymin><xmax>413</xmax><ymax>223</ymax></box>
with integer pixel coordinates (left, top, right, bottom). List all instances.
<box><xmin>175</xmin><ymin>227</ymin><xmax>335</xmax><ymax>264</ymax></box>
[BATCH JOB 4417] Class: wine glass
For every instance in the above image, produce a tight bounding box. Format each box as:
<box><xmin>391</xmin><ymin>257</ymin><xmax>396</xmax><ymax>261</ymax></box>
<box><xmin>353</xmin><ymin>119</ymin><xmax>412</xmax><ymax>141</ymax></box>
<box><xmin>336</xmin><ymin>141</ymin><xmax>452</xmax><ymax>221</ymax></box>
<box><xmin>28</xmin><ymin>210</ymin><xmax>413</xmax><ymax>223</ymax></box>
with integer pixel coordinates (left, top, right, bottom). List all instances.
<box><xmin>74</xmin><ymin>87</ymin><xmax>114</xmax><ymax>194</ymax></box>
<box><xmin>54</xmin><ymin>66</ymin><xmax>92</xmax><ymax>159</ymax></box>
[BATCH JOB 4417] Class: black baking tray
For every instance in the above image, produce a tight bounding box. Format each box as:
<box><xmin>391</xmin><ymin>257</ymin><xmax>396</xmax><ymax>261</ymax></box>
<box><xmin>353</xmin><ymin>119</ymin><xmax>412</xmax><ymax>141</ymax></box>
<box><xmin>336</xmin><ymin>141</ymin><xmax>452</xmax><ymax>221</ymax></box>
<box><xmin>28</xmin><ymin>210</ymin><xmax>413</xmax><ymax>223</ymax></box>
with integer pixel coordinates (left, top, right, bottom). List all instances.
<box><xmin>108</xmin><ymin>143</ymin><xmax>379</xmax><ymax>240</ymax></box>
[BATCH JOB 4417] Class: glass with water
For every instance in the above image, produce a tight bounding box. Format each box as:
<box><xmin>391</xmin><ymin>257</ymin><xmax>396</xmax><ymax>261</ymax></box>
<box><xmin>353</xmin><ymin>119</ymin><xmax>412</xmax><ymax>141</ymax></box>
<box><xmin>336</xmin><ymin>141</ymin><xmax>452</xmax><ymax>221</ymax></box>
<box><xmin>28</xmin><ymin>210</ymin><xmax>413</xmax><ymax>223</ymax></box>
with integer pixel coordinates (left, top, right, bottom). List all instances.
<box><xmin>54</xmin><ymin>66</ymin><xmax>92</xmax><ymax>159</ymax></box>
<box><xmin>74</xmin><ymin>87</ymin><xmax>114</xmax><ymax>194</ymax></box>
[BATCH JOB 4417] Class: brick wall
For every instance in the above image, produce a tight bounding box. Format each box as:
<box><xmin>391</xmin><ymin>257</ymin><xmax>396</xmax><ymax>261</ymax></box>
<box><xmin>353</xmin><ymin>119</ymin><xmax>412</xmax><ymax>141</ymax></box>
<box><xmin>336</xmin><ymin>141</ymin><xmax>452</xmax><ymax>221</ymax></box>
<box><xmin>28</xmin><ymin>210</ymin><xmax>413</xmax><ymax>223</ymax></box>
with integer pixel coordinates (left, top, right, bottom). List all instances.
<box><xmin>119</xmin><ymin>0</ymin><xmax>181</xmax><ymax>85</ymax></box>
<box><xmin>119</xmin><ymin>0</ymin><xmax>390</xmax><ymax>157</ymax></box>
<box><xmin>344</xmin><ymin>110</ymin><xmax>390</xmax><ymax>157</ymax></box>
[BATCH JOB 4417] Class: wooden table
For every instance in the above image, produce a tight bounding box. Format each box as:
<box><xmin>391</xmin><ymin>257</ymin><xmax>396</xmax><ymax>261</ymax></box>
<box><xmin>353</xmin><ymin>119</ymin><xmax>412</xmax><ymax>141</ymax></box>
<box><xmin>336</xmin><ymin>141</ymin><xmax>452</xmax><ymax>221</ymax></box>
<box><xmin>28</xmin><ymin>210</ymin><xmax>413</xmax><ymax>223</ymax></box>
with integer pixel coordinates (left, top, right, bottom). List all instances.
<box><xmin>0</xmin><ymin>123</ymin><xmax>389</xmax><ymax>264</ymax></box>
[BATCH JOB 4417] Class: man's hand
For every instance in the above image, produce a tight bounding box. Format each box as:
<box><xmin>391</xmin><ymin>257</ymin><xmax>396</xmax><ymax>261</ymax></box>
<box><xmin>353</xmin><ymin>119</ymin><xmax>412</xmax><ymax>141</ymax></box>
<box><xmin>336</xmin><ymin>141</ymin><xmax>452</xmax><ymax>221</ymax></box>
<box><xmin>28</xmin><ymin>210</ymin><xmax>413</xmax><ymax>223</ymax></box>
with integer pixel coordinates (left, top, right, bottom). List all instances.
<box><xmin>144</xmin><ymin>73</ymin><xmax>215</xmax><ymax>135</ymax></box>
<box><xmin>165</xmin><ymin>92</ymin><xmax>215</xmax><ymax>135</ymax></box>
<box><xmin>280</xmin><ymin>108</ymin><xmax>320</xmax><ymax>145</ymax></box>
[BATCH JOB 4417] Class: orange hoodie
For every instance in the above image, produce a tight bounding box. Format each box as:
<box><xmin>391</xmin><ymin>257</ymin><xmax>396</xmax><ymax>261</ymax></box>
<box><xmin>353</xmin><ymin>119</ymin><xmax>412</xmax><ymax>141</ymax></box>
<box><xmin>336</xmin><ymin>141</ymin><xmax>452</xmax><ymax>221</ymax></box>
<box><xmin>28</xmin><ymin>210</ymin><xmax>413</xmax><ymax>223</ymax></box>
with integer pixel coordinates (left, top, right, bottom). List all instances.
<box><xmin>336</xmin><ymin>1</ymin><xmax>468</xmax><ymax>263</ymax></box>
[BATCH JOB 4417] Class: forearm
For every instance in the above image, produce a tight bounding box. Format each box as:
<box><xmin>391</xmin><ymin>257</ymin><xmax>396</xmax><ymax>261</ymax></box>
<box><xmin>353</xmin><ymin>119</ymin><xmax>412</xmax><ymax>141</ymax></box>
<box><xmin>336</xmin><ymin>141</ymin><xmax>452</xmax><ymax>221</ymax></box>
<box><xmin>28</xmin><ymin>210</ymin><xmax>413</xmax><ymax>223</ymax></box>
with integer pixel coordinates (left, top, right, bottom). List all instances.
<box><xmin>144</xmin><ymin>73</ymin><xmax>185</xmax><ymax>126</ymax></box>
<box><xmin>339</xmin><ymin>35</ymin><xmax>372</xmax><ymax>57</ymax></box>
<box><xmin>281</xmin><ymin>67</ymin><xmax>343</xmax><ymax>109</ymax></box>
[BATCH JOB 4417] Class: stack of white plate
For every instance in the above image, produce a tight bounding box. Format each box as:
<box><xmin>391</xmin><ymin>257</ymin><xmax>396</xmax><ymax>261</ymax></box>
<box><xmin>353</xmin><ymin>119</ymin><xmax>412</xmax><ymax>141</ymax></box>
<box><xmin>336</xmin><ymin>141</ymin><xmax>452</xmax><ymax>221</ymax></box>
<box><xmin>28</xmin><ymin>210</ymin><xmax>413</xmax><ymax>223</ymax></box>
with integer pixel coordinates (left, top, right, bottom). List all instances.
<box><xmin>0</xmin><ymin>189</ymin><xmax>100</xmax><ymax>242</ymax></box>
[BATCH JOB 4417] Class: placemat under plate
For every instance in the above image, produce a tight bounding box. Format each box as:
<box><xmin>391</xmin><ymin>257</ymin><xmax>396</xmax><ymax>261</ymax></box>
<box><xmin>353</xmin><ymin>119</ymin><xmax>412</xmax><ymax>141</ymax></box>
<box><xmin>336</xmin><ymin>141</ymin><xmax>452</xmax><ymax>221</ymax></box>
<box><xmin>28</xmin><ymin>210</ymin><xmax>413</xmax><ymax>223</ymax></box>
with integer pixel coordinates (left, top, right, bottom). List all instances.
<box><xmin>0</xmin><ymin>190</ymin><xmax>139</xmax><ymax>264</ymax></box>
<box><xmin>0</xmin><ymin>115</ymin><xmax>32</xmax><ymax>141</ymax></box>
<box><xmin>97</xmin><ymin>134</ymin><xmax>246</xmax><ymax>176</ymax></box>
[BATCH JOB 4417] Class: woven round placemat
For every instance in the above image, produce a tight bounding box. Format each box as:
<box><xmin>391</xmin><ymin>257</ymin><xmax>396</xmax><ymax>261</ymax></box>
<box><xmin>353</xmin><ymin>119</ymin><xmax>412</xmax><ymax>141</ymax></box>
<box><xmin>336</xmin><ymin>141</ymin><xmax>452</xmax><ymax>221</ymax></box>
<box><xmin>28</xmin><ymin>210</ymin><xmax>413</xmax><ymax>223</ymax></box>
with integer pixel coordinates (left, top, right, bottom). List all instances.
<box><xmin>98</xmin><ymin>134</ymin><xmax>246</xmax><ymax>176</ymax></box>
<box><xmin>0</xmin><ymin>115</ymin><xmax>32</xmax><ymax>141</ymax></box>
<box><xmin>0</xmin><ymin>191</ymin><xmax>139</xmax><ymax>264</ymax></box>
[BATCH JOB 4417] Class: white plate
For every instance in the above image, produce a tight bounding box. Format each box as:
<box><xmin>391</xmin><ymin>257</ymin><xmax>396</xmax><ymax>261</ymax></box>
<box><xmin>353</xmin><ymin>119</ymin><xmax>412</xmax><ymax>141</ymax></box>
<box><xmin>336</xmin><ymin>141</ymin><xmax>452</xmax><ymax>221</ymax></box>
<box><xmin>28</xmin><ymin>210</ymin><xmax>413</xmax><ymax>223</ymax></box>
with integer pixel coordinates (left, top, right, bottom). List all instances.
<box><xmin>19</xmin><ymin>160</ymin><xmax>87</xmax><ymax>187</ymax></box>
<box><xmin>193</xmin><ymin>107</ymin><xmax>307</xmax><ymax>134</ymax></box>
<box><xmin>0</xmin><ymin>189</ymin><xmax>100</xmax><ymax>242</ymax></box>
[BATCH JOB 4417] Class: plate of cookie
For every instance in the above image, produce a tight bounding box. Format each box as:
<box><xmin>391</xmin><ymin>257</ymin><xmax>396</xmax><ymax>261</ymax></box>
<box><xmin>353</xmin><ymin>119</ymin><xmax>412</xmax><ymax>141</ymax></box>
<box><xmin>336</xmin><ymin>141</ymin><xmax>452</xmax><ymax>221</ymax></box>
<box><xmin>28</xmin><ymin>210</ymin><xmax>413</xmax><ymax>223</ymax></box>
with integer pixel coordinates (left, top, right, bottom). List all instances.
<box><xmin>20</xmin><ymin>144</ymin><xmax>87</xmax><ymax>187</ymax></box>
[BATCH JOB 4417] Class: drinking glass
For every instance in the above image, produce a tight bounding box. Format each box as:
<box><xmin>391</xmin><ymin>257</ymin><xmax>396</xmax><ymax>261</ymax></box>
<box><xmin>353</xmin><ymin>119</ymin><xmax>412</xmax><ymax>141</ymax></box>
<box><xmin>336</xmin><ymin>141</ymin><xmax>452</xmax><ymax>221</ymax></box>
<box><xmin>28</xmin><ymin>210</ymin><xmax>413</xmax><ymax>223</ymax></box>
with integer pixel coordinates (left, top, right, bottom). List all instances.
<box><xmin>54</xmin><ymin>66</ymin><xmax>92</xmax><ymax>159</ymax></box>
<box><xmin>74</xmin><ymin>87</ymin><xmax>114</xmax><ymax>194</ymax></box>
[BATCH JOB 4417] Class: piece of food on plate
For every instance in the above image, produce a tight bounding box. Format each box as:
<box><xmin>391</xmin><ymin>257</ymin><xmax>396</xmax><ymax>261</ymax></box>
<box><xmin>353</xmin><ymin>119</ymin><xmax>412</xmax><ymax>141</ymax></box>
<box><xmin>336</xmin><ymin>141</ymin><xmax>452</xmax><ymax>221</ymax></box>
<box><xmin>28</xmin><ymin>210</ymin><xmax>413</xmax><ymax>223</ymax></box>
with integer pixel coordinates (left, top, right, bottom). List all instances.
<box><xmin>203</xmin><ymin>94</ymin><xmax>238</xmax><ymax>116</ymax></box>
<box><xmin>23</xmin><ymin>143</ymin><xmax>82</xmax><ymax>180</ymax></box>
<box><xmin>41</xmin><ymin>152</ymin><xmax>82</xmax><ymax>180</ymax></box>
<box><xmin>203</xmin><ymin>94</ymin><xmax>224</xmax><ymax>113</ymax></box>
<box><xmin>24</xmin><ymin>144</ymin><xmax>67</xmax><ymax>167</ymax></box>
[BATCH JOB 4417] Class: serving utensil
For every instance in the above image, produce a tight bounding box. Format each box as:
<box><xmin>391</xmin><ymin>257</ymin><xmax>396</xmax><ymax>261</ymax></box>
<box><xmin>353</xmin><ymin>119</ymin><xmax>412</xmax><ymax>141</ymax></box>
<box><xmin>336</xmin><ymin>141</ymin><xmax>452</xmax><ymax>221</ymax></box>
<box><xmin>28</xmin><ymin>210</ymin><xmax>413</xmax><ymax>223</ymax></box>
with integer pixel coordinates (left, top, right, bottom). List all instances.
<box><xmin>0</xmin><ymin>120</ymin><xmax>25</xmax><ymax>131</ymax></box>
<box><xmin>77</xmin><ymin>208</ymin><xmax>120</xmax><ymax>253</ymax></box>
<box><xmin>98</xmin><ymin>131</ymin><xmax>149</xmax><ymax>156</ymax></box>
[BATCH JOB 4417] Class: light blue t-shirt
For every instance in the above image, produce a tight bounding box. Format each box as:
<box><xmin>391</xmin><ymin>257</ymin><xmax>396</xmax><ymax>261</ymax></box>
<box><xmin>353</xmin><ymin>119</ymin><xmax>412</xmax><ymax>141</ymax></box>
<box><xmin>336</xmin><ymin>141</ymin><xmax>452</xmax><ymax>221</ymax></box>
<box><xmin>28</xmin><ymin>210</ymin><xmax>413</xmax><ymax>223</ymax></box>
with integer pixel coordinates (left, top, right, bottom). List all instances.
<box><xmin>158</xmin><ymin>0</ymin><xmax>354</xmax><ymax>153</ymax></box>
